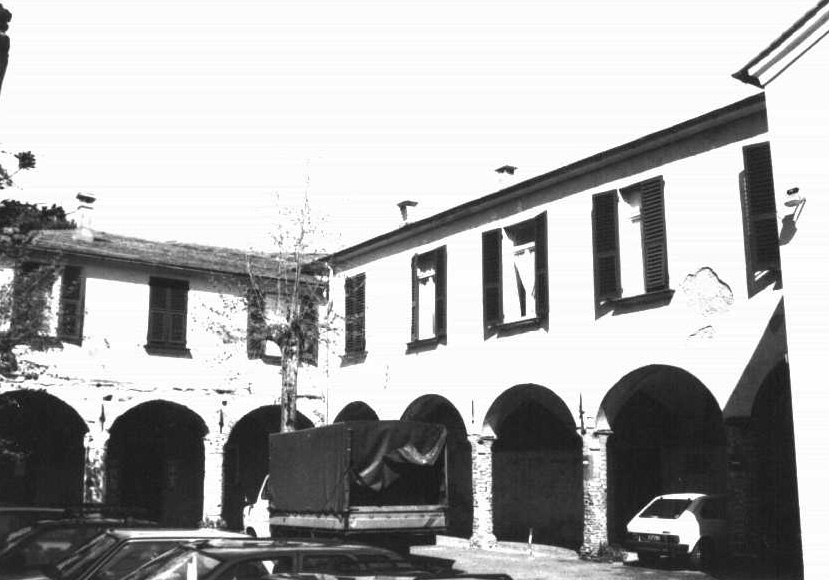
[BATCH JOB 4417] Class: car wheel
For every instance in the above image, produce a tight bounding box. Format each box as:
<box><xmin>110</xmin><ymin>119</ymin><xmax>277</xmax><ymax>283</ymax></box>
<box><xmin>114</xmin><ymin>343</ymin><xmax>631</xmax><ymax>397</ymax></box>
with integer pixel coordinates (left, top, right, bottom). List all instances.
<box><xmin>637</xmin><ymin>552</ymin><xmax>658</xmax><ymax>567</ymax></box>
<box><xmin>689</xmin><ymin>538</ymin><xmax>716</xmax><ymax>571</ymax></box>
<box><xmin>245</xmin><ymin>528</ymin><xmax>257</xmax><ymax>538</ymax></box>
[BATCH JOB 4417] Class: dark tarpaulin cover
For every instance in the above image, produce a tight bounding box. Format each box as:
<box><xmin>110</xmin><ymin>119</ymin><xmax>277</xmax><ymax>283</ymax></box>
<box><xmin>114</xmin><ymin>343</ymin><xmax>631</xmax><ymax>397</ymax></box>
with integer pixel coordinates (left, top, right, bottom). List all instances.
<box><xmin>269</xmin><ymin>420</ymin><xmax>447</xmax><ymax>514</ymax></box>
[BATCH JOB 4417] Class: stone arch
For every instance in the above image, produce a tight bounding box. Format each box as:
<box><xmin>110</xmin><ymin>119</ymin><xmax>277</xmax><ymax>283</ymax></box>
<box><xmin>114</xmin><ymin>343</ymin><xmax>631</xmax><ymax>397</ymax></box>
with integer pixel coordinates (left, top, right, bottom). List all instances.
<box><xmin>333</xmin><ymin>401</ymin><xmax>379</xmax><ymax>422</ymax></box>
<box><xmin>106</xmin><ymin>400</ymin><xmax>208</xmax><ymax>526</ymax></box>
<box><xmin>401</xmin><ymin>395</ymin><xmax>472</xmax><ymax>538</ymax></box>
<box><xmin>0</xmin><ymin>389</ymin><xmax>87</xmax><ymax>505</ymax></box>
<box><xmin>599</xmin><ymin>364</ymin><xmax>726</xmax><ymax>543</ymax></box>
<box><xmin>221</xmin><ymin>405</ymin><xmax>313</xmax><ymax>531</ymax></box>
<box><xmin>483</xmin><ymin>384</ymin><xmax>582</xmax><ymax>549</ymax></box>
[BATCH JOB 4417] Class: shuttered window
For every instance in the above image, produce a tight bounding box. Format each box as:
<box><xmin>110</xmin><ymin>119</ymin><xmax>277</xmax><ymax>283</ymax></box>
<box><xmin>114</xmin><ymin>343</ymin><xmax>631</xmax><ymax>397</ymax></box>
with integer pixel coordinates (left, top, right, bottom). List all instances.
<box><xmin>344</xmin><ymin>273</ymin><xmax>366</xmax><ymax>355</ymax></box>
<box><xmin>410</xmin><ymin>246</ymin><xmax>447</xmax><ymax>344</ymax></box>
<box><xmin>639</xmin><ymin>176</ymin><xmax>669</xmax><ymax>292</ymax></box>
<box><xmin>481</xmin><ymin>211</ymin><xmax>548</xmax><ymax>332</ymax></box>
<box><xmin>147</xmin><ymin>277</ymin><xmax>189</xmax><ymax>351</ymax></box>
<box><xmin>742</xmin><ymin>142</ymin><xmax>781</xmax><ymax>276</ymax></box>
<box><xmin>592</xmin><ymin>191</ymin><xmax>622</xmax><ymax>301</ymax></box>
<box><xmin>57</xmin><ymin>266</ymin><xmax>84</xmax><ymax>344</ymax></box>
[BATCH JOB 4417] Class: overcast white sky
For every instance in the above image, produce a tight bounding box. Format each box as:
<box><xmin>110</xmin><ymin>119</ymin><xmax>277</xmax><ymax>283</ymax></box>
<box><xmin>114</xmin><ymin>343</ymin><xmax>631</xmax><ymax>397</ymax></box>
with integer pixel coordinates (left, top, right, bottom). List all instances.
<box><xmin>0</xmin><ymin>0</ymin><xmax>816</xmax><ymax>252</ymax></box>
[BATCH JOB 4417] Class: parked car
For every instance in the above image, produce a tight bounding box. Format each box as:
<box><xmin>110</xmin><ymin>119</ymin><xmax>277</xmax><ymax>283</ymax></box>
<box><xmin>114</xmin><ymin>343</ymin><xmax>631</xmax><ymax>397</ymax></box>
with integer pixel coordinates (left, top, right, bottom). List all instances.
<box><xmin>0</xmin><ymin>516</ymin><xmax>157</xmax><ymax>578</ymax></box>
<box><xmin>242</xmin><ymin>478</ymin><xmax>271</xmax><ymax>538</ymax></box>
<box><xmin>0</xmin><ymin>508</ymin><xmax>66</xmax><ymax>550</ymax></box>
<box><xmin>13</xmin><ymin>528</ymin><xmax>249</xmax><ymax>580</ymax></box>
<box><xmin>625</xmin><ymin>492</ymin><xmax>727</xmax><ymax>570</ymax></box>
<box><xmin>121</xmin><ymin>538</ymin><xmax>432</xmax><ymax>580</ymax></box>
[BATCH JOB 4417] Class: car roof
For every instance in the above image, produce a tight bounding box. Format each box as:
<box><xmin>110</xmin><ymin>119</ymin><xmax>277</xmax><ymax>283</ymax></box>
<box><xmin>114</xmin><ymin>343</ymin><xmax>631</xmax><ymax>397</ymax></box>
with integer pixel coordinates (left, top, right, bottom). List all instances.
<box><xmin>26</xmin><ymin>517</ymin><xmax>158</xmax><ymax>530</ymax></box>
<box><xmin>105</xmin><ymin>529</ymin><xmax>249</xmax><ymax>540</ymax></box>
<box><xmin>650</xmin><ymin>492</ymin><xmax>709</xmax><ymax>501</ymax></box>
<box><xmin>0</xmin><ymin>507</ymin><xmax>65</xmax><ymax>514</ymax></box>
<box><xmin>182</xmin><ymin>539</ymin><xmax>399</xmax><ymax>560</ymax></box>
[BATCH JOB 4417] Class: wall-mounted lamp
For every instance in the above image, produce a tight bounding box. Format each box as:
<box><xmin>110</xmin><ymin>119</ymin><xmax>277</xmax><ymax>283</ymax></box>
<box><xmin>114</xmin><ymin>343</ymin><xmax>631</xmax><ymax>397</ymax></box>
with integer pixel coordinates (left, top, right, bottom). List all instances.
<box><xmin>780</xmin><ymin>186</ymin><xmax>806</xmax><ymax>245</ymax></box>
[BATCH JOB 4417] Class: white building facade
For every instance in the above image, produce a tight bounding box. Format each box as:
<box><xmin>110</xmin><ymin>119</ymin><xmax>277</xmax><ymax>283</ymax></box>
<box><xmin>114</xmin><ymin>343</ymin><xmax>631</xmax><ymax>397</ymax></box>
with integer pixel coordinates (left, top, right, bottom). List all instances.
<box><xmin>325</xmin><ymin>94</ymin><xmax>799</xmax><ymax>573</ymax></box>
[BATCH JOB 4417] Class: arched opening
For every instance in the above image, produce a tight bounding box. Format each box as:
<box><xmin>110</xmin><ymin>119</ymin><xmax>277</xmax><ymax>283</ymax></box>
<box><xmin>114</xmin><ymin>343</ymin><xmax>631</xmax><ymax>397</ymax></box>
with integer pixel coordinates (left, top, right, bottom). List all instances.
<box><xmin>0</xmin><ymin>390</ymin><xmax>87</xmax><ymax>505</ymax></box>
<box><xmin>333</xmin><ymin>401</ymin><xmax>379</xmax><ymax>422</ymax></box>
<box><xmin>601</xmin><ymin>365</ymin><xmax>726</xmax><ymax>544</ymax></box>
<box><xmin>401</xmin><ymin>395</ymin><xmax>472</xmax><ymax>538</ymax></box>
<box><xmin>485</xmin><ymin>385</ymin><xmax>582</xmax><ymax>549</ymax></box>
<box><xmin>107</xmin><ymin>401</ymin><xmax>207</xmax><ymax>526</ymax></box>
<box><xmin>221</xmin><ymin>406</ymin><xmax>313</xmax><ymax>531</ymax></box>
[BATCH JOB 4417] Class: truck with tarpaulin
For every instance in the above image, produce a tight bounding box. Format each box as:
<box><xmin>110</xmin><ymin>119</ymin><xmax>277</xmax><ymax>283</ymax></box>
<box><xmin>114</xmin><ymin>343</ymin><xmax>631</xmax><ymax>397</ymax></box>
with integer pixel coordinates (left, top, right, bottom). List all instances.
<box><xmin>267</xmin><ymin>420</ymin><xmax>448</xmax><ymax>552</ymax></box>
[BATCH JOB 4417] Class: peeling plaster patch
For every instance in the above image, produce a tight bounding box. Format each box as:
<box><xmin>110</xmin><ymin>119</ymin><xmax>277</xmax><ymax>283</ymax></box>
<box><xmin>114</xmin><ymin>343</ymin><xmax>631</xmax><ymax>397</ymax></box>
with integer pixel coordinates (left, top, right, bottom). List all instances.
<box><xmin>680</xmin><ymin>268</ymin><xmax>734</xmax><ymax>316</ymax></box>
<box><xmin>689</xmin><ymin>325</ymin><xmax>716</xmax><ymax>340</ymax></box>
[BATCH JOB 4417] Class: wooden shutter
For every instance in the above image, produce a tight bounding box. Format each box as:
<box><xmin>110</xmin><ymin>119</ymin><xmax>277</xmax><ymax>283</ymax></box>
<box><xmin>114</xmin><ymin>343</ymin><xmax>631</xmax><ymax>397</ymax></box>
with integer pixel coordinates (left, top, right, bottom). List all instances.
<box><xmin>58</xmin><ymin>266</ymin><xmax>84</xmax><ymax>343</ymax></box>
<box><xmin>345</xmin><ymin>273</ymin><xmax>366</xmax><ymax>354</ymax></box>
<box><xmin>168</xmin><ymin>285</ymin><xmax>188</xmax><ymax>346</ymax></box>
<box><xmin>742</xmin><ymin>142</ymin><xmax>780</xmax><ymax>272</ymax></box>
<box><xmin>247</xmin><ymin>289</ymin><xmax>266</xmax><ymax>359</ymax></box>
<box><xmin>435</xmin><ymin>246</ymin><xmax>447</xmax><ymax>337</ymax></box>
<box><xmin>481</xmin><ymin>229</ymin><xmax>503</xmax><ymax>328</ymax></box>
<box><xmin>148</xmin><ymin>282</ymin><xmax>168</xmax><ymax>344</ymax></box>
<box><xmin>640</xmin><ymin>176</ymin><xmax>669</xmax><ymax>292</ymax></box>
<box><xmin>300</xmin><ymin>294</ymin><xmax>319</xmax><ymax>366</ymax></box>
<box><xmin>147</xmin><ymin>278</ymin><xmax>188</xmax><ymax>348</ymax></box>
<box><xmin>534</xmin><ymin>212</ymin><xmax>548</xmax><ymax>320</ymax></box>
<box><xmin>592</xmin><ymin>191</ymin><xmax>621</xmax><ymax>301</ymax></box>
<box><xmin>410</xmin><ymin>254</ymin><xmax>419</xmax><ymax>342</ymax></box>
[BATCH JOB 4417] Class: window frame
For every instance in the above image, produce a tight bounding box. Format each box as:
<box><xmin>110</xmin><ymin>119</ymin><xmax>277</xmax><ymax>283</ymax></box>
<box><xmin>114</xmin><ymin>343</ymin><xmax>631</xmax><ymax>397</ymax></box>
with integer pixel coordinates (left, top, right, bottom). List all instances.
<box><xmin>145</xmin><ymin>277</ymin><xmax>190</xmax><ymax>356</ymax></box>
<box><xmin>592</xmin><ymin>176</ymin><xmax>673</xmax><ymax>310</ymax></box>
<box><xmin>408</xmin><ymin>245</ymin><xmax>447</xmax><ymax>351</ymax></box>
<box><xmin>481</xmin><ymin>211</ymin><xmax>548</xmax><ymax>336</ymax></box>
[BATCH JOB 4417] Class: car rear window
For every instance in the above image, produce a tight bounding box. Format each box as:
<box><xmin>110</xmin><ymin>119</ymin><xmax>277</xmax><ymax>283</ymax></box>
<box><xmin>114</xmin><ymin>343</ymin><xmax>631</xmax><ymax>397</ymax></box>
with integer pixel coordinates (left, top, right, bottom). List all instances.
<box><xmin>640</xmin><ymin>498</ymin><xmax>692</xmax><ymax>519</ymax></box>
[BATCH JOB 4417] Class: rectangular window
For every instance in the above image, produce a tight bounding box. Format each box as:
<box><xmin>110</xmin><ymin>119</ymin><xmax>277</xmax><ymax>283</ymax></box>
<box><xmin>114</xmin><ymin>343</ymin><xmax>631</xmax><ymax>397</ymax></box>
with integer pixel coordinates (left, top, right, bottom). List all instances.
<box><xmin>146</xmin><ymin>277</ymin><xmax>189</xmax><ymax>353</ymax></box>
<box><xmin>481</xmin><ymin>212</ymin><xmax>548</xmax><ymax>333</ymax></box>
<box><xmin>410</xmin><ymin>246</ymin><xmax>447</xmax><ymax>347</ymax></box>
<box><xmin>592</xmin><ymin>176</ymin><xmax>669</xmax><ymax>306</ymax></box>
<box><xmin>248</xmin><ymin>290</ymin><xmax>319</xmax><ymax>365</ymax></box>
<box><xmin>57</xmin><ymin>266</ymin><xmax>84</xmax><ymax>344</ymax></box>
<box><xmin>344</xmin><ymin>273</ymin><xmax>366</xmax><ymax>356</ymax></box>
<box><xmin>741</xmin><ymin>142</ymin><xmax>781</xmax><ymax>295</ymax></box>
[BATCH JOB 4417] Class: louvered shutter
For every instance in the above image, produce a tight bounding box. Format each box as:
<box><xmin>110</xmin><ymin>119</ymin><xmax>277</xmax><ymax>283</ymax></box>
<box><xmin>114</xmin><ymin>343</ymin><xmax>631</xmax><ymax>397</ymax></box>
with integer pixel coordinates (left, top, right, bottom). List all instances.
<box><xmin>148</xmin><ymin>283</ymin><xmax>168</xmax><ymax>344</ymax></box>
<box><xmin>481</xmin><ymin>229</ymin><xmax>503</xmax><ymax>328</ymax></box>
<box><xmin>168</xmin><ymin>285</ymin><xmax>188</xmax><ymax>346</ymax></box>
<box><xmin>58</xmin><ymin>266</ymin><xmax>84</xmax><ymax>343</ymax></box>
<box><xmin>435</xmin><ymin>246</ymin><xmax>447</xmax><ymax>337</ymax></box>
<box><xmin>410</xmin><ymin>254</ymin><xmax>419</xmax><ymax>342</ymax></box>
<box><xmin>640</xmin><ymin>176</ymin><xmax>669</xmax><ymax>292</ymax></box>
<box><xmin>592</xmin><ymin>191</ymin><xmax>622</xmax><ymax>300</ymax></box>
<box><xmin>345</xmin><ymin>274</ymin><xmax>366</xmax><ymax>354</ymax></box>
<box><xmin>742</xmin><ymin>142</ymin><xmax>780</xmax><ymax>272</ymax></box>
<box><xmin>534</xmin><ymin>212</ymin><xmax>548</xmax><ymax>320</ymax></box>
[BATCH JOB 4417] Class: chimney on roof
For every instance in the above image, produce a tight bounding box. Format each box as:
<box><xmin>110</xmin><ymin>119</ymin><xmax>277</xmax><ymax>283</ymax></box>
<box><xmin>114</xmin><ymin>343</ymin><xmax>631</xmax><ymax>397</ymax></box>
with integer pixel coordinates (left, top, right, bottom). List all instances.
<box><xmin>72</xmin><ymin>192</ymin><xmax>96</xmax><ymax>242</ymax></box>
<box><xmin>495</xmin><ymin>165</ymin><xmax>518</xmax><ymax>189</ymax></box>
<box><xmin>397</xmin><ymin>200</ymin><xmax>418</xmax><ymax>227</ymax></box>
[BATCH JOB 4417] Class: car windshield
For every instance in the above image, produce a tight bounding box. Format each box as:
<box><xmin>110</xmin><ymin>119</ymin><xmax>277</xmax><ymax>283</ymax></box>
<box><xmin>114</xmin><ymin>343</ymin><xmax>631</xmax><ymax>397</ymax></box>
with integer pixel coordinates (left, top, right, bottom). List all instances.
<box><xmin>639</xmin><ymin>498</ymin><xmax>692</xmax><ymax>519</ymax></box>
<box><xmin>53</xmin><ymin>533</ymin><xmax>120</xmax><ymax>579</ymax></box>
<box><xmin>123</xmin><ymin>548</ymin><xmax>222</xmax><ymax>580</ymax></box>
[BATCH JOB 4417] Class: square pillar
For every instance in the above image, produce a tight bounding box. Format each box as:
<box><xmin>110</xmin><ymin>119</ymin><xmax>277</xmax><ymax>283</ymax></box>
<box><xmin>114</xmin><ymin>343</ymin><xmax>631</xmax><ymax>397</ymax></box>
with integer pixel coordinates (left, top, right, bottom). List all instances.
<box><xmin>580</xmin><ymin>428</ymin><xmax>610</xmax><ymax>559</ymax></box>
<box><xmin>83</xmin><ymin>430</ymin><xmax>109</xmax><ymax>504</ymax></box>
<box><xmin>201</xmin><ymin>432</ymin><xmax>227</xmax><ymax>528</ymax></box>
<box><xmin>468</xmin><ymin>433</ymin><xmax>497</xmax><ymax>549</ymax></box>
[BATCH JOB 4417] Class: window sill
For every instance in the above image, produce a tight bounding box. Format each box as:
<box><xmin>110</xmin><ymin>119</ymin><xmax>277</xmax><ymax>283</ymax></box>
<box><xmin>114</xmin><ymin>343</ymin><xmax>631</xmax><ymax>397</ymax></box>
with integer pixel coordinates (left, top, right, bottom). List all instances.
<box><xmin>144</xmin><ymin>344</ymin><xmax>192</xmax><ymax>358</ymax></box>
<box><xmin>406</xmin><ymin>335</ymin><xmax>446</xmax><ymax>353</ymax></box>
<box><xmin>340</xmin><ymin>350</ymin><xmax>367</xmax><ymax>367</ymax></box>
<box><xmin>605</xmin><ymin>289</ymin><xmax>675</xmax><ymax>313</ymax></box>
<box><xmin>487</xmin><ymin>316</ymin><xmax>544</xmax><ymax>338</ymax></box>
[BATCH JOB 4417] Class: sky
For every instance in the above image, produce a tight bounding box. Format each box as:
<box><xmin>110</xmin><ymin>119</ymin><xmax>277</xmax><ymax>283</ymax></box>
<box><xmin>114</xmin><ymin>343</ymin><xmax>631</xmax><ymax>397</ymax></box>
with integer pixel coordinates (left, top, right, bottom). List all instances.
<box><xmin>0</xmin><ymin>0</ymin><xmax>817</xmax><ymax>253</ymax></box>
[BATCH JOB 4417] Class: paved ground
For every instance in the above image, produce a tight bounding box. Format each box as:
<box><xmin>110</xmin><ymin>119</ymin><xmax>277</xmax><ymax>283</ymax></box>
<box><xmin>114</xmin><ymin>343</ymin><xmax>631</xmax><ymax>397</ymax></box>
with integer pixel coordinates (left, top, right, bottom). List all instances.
<box><xmin>410</xmin><ymin>537</ymin><xmax>715</xmax><ymax>580</ymax></box>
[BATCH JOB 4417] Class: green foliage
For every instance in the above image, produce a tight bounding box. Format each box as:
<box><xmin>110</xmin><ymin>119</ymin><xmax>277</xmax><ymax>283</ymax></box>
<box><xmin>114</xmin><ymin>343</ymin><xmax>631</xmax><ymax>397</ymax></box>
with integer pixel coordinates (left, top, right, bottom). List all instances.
<box><xmin>0</xmin><ymin>199</ymin><xmax>74</xmax><ymax>234</ymax></box>
<box><xmin>0</xmin><ymin>150</ymin><xmax>36</xmax><ymax>190</ymax></box>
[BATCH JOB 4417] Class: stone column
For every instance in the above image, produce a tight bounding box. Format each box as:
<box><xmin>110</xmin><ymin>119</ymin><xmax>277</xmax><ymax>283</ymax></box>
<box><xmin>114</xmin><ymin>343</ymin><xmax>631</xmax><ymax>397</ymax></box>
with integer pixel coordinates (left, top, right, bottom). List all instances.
<box><xmin>724</xmin><ymin>418</ymin><xmax>759</xmax><ymax>568</ymax></box>
<box><xmin>580</xmin><ymin>428</ymin><xmax>610</xmax><ymax>559</ymax></box>
<box><xmin>83</xmin><ymin>430</ymin><xmax>109</xmax><ymax>504</ymax></box>
<box><xmin>468</xmin><ymin>433</ymin><xmax>497</xmax><ymax>549</ymax></box>
<box><xmin>201</xmin><ymin>431</ymin><xmax>227</xmax><ymax>528</ymax></box>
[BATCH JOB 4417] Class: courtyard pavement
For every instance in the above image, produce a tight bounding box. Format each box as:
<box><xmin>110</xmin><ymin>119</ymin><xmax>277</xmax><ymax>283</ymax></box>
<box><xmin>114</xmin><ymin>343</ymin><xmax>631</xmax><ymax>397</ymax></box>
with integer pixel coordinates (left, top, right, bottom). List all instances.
<box><xmin>410</xmin><ymin>536</ymin><xmax>715</xmax><ymax>580</ymax></box>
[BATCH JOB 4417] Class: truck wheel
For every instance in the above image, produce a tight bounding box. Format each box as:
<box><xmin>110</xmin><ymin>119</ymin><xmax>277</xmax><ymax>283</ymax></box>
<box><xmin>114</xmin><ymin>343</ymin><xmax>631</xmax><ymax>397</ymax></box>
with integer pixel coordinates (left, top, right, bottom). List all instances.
<box><xmin>637</xmin><ymin>552</ymin><xmax>658</xmax><ymax>567</ymax></box>
<box><xmin>689</xmin><ymin>538</ymin><xmax>715</xmax><ymax>571</ymax></box>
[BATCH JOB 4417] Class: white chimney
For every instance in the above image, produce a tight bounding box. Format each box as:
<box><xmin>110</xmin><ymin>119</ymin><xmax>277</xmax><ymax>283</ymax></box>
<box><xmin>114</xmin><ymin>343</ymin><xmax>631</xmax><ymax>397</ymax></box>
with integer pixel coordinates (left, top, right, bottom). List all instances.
<box><xmin>72</xmin><ymin>192</ymin><xmax>96</xmax><ymax>242</ymax></box>
<box><xmin>495</xmin><ymin>165</ymin><xmax>518</xmax><ymax>188</ymax></box>
<box><xmin>397</xmin><ymin>200</ymin><xmax>418</xmax><ymax>227</ymax></box>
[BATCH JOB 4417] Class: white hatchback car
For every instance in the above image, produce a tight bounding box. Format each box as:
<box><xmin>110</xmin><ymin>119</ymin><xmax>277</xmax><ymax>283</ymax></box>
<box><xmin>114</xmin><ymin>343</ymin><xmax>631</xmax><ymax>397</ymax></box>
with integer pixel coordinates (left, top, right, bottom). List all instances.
<box><xmin>625</xmin><ymin>492</ymin><xmax>727</xmax><ymax>570</ymax></box>
<box><xmin>243</xmin><ymin>475</ymin><xmax>272</xmax><ymax>538</ymax></box>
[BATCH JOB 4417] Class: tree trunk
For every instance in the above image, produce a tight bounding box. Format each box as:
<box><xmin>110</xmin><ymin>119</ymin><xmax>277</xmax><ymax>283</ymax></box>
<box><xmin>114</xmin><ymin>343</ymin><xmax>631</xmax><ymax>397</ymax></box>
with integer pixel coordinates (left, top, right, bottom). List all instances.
<box><xmin>280</xmin><ymin>335</ymin><xmax>299</xmax><ymax>433</ymax></box>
